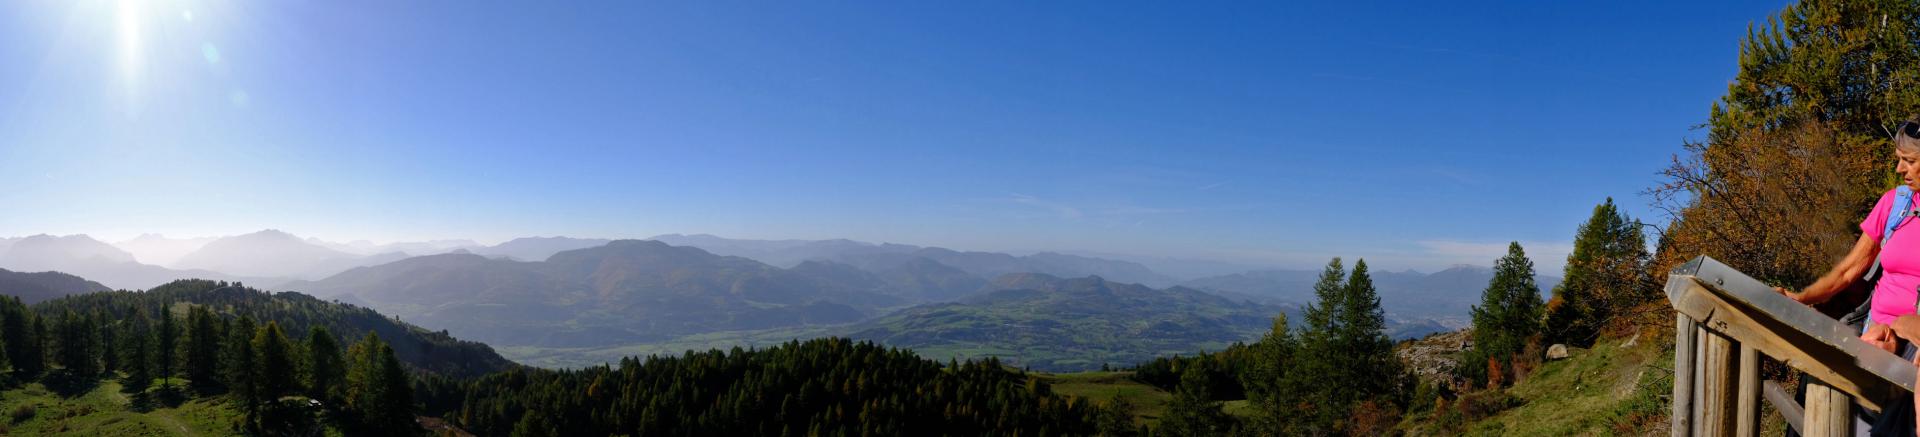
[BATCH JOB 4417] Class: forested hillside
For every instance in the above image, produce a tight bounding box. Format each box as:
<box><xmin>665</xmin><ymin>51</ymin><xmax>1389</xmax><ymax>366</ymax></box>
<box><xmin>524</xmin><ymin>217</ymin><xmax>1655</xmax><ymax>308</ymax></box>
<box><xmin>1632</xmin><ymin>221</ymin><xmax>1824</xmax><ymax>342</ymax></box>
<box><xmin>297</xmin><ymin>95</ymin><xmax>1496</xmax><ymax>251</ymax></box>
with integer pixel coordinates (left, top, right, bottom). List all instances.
<box><xmin>0</xmin><ymin>268</ymin><xmax>110</xmax><ymax>304</ymax></box>
<box><xmin>433</xmin><ymin>338</ymin><xmax>1131</xmax><ymax>436</ymax></box>
<box><xmin>0</xmin><ymin>278</ymin><xmax>500</xmax><ymax>435</ymax></box>
<box><xmin>34</xmin><ymin>279</ymin><xmax>516</xmax><ymax>378</ymax></box>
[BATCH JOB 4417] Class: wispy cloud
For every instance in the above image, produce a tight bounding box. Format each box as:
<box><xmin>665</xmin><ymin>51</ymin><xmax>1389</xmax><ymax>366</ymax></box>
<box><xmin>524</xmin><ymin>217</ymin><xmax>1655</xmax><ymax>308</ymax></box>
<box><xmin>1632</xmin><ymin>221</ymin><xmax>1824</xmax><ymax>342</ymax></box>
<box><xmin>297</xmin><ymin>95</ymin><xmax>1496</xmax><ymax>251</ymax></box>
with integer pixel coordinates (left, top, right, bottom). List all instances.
<box><xmin>1009</xmin><ymin>193</ymin><xmax>1084</xmax><ymax>220</ymax></box>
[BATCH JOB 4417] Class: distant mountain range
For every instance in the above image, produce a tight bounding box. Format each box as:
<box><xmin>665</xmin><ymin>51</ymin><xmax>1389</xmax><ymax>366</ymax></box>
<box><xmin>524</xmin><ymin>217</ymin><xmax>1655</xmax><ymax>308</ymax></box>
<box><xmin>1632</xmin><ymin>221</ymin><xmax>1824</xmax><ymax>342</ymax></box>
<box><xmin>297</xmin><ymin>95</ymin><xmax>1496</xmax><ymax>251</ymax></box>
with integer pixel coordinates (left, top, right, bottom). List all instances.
<box><xmin>286</xmin><ymin>240</ymin><xmax>963</xmax><ymax>347</ymax></box>
<box><xmin>113</xmin><ymin>234</ymin><xmax>217</xmax><ymax>267</ymax></box>
<box><xmin>0</xmin><ymin>232</ymin><xmax>626</xmax><ymax>290</ymax></box>
<box><xmin>649</xmin><ymin>234</ymin><xmax>1178</xmax><ymax>286</ymax></box>
<box><xmin>174</xmin><ymin>229</ymin><xmax>410</xmax><ymax>279</ymax></box>
<box><xmin>0</xmin><ymin>234</ymin><xmax>259</xmax><ymax>290</ymax></box>
<box><xmin>847</xmin><ymin>273</ymin><xmax>1283</xmax><ymax>371</ymax></box>
<box><xmin>468</xmin><ymin>236</ymin><xmax>612</xmax><ymax>261</ymax></box>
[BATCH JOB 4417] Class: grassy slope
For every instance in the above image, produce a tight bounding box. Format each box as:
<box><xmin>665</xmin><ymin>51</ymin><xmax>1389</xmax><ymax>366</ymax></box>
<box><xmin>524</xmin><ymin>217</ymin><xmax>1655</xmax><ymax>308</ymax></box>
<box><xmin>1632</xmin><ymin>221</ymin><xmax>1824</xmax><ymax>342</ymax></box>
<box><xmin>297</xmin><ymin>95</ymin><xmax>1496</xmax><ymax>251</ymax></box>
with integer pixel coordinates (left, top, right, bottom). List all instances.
<box><xmin>0</xmin><ymin>379</ymin><xmax>246</xmax><ymax>436</ymax></box>
<box><xmin>1403</xmin><ymin>332</ymin><xmax>1785</xmax><ymax>436</ymax></box>
<box><xmin>1041</xmin><ymin>370</ymin><xmax>1253</xmax><ymax>427</ymax></box>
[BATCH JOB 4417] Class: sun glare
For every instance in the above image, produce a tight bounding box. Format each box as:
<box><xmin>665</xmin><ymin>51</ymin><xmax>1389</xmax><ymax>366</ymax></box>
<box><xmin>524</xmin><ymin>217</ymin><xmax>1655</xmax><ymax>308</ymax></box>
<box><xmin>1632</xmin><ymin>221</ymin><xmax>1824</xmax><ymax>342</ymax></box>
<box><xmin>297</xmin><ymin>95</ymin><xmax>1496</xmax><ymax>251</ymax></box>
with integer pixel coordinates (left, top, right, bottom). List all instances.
<box><xmin>114</xmin><ymin>0</ymin><xmax>145</xmax><ymax>109</ymax></box>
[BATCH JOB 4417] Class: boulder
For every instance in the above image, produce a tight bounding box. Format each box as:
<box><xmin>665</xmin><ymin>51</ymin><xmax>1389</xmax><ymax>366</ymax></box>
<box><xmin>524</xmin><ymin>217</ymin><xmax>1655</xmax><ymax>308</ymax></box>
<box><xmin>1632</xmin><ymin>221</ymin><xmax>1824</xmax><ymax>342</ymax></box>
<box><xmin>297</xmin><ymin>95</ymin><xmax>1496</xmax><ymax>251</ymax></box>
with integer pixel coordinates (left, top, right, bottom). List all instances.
<box><xmin>1546</xmin><ymin>344</ymin><xmax>1570</xmax><ymax>360</ymax></box>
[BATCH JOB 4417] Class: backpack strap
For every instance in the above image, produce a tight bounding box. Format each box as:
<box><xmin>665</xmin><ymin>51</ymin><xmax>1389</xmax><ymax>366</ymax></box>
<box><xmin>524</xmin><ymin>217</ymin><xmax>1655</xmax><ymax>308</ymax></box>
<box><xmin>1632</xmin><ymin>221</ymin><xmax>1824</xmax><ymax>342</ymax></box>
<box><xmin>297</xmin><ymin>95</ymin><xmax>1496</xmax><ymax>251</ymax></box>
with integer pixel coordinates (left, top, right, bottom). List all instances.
<box><xmin>1866</xmin><ymin>186</ymin><xmax>1915</xmax><ymax>280</ymax></box>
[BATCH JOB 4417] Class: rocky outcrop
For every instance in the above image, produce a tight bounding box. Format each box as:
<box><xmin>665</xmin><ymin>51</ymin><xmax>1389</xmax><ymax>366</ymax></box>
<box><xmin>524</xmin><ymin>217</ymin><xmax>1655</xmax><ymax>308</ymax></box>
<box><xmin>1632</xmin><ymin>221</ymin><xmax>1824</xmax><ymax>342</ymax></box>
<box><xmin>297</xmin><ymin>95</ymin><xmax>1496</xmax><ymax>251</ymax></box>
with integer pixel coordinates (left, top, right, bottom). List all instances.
<box><xmin>1396</xmin><ymin>329</ymin><xmax>1472</xmax><ymax>389</ymax></box>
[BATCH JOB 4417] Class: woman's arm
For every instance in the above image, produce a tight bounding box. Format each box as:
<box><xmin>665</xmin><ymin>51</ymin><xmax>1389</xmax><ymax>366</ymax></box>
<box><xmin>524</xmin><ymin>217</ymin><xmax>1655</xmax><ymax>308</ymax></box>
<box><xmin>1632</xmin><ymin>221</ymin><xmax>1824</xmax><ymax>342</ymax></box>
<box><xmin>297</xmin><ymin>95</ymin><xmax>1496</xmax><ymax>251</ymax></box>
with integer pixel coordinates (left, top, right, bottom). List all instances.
<box><xmin>1785</xmin><ymin>232</ymin><xmax>1880</xmax><ymax>305</ymax></box>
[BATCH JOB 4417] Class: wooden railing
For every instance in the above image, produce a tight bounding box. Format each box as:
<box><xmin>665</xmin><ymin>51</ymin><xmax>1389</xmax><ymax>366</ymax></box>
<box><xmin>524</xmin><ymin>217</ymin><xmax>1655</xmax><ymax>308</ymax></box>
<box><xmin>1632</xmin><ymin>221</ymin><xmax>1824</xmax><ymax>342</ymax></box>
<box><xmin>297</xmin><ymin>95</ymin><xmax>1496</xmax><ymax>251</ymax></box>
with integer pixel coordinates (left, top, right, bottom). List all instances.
<box><xmin>1666</xmin><ymin>256</ymin><xmax>1918</xmax><ymax>436</ymax></box>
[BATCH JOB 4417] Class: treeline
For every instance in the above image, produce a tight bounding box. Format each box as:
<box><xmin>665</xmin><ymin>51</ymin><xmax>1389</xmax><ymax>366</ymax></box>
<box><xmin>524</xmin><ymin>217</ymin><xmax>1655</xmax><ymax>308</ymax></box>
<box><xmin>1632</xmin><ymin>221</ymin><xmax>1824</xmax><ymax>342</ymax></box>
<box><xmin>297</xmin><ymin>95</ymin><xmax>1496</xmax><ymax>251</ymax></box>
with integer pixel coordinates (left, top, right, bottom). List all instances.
<box><xmin>425</xmin><ymin>338</ymin><xmax>1132</xmax><ymax>437</ymax></box>
<box><xmin>1127</xmin><ymin>258</ymin><xmax>1414</xmax><ymax>435</ymax></box>
<box><xmin>0</xmin><ymin>279</ymin><xmax>429</xmax><ymax>435</ymax></box>
<box><xmin>36</xmin><ymin>279</ymin><xmax>514</xmax><ymax>378</ymax></box>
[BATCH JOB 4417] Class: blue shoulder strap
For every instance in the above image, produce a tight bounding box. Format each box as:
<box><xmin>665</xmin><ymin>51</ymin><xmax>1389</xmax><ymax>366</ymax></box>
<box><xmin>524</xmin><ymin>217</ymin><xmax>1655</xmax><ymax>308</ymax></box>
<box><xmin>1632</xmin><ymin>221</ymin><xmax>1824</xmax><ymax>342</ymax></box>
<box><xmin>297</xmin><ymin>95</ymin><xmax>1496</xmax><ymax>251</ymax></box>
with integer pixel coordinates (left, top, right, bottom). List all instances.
<box><xmin>1862</xmin><ymin>186</ymin><xmax>1913</xmax><ymax>289</ymax></box>
<box><xmin>1887</xmin><ymin>185</ymin><xmax>1913</xmax><ymax>241</ymax></box>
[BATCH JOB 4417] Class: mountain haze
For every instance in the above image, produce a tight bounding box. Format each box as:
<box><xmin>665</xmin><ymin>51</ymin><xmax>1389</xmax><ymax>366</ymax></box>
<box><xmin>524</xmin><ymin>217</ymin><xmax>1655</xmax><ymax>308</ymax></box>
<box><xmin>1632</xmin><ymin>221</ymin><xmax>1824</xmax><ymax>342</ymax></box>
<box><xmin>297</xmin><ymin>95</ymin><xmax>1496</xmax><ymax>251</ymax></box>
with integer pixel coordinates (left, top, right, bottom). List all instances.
<box><xmin>650</xmin><ymin>234</ymin><xmax>1178</xmax><ymax>286</ymax></box>
<box><xmin>174</xmin><ymin>229</ymin><xmax>405</xmax><ymax>279</ymax></box>
<box><xmin>0</xmin><ymin>234</ymin><xmax>258</xmax><ymax>290</ymax></box>
<box><xmin>290</xmin><ymin>240</ymin><xmax>931</xmax><ymax>348</ymax></box>
<box><xmin>470</xmin><ymin>236</ymin><xmax>613</xmax><ymax>261</ymax></box>
<box><xmin>111</xmin><ymin>234</ymin><xmax>216</xmax><ymax>266</ymax></box>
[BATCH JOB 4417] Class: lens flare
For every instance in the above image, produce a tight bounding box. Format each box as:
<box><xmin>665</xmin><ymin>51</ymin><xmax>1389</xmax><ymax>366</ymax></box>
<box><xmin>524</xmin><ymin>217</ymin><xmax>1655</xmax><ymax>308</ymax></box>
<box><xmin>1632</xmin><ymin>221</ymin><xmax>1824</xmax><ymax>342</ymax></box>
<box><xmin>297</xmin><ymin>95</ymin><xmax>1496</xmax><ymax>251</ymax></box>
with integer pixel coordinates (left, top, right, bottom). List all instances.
<box><xmin>115</xmin><ymin>0</ymin><xmax>145</xmax><ymax>109</ymax></box>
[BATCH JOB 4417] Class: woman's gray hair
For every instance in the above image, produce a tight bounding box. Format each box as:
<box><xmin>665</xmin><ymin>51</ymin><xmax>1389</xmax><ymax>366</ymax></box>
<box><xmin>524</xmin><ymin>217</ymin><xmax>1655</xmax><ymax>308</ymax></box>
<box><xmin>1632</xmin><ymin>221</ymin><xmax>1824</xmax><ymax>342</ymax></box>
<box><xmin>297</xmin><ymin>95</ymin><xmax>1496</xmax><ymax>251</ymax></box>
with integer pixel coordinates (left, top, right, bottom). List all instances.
<box><xmin>1901</xmin><ymin>116</ymin><xmax>1920</xmax><ymax>153</ymax></box>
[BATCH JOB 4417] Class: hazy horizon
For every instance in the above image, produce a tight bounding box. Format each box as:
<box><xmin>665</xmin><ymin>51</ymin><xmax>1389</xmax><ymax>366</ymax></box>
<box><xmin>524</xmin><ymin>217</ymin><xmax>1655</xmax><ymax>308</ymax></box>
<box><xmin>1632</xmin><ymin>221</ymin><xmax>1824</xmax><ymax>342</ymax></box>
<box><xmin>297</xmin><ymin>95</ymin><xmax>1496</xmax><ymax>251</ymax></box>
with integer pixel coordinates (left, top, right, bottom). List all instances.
<box><xmin>0</xmin><ymin>228</ymin><xmax>1556</xmax><ymax>274</ymax></box>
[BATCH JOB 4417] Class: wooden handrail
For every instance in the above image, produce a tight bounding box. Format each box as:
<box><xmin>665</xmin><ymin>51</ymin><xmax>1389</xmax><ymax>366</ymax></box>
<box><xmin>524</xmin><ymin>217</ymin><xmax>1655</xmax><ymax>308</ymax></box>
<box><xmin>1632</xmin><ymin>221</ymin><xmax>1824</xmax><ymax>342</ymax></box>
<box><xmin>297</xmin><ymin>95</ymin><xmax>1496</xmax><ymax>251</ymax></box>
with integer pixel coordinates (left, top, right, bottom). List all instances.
<box><xmin>1665</xmin><ymin>256</ymin><xmax>1917</xmax><ymax>436</ymax></box>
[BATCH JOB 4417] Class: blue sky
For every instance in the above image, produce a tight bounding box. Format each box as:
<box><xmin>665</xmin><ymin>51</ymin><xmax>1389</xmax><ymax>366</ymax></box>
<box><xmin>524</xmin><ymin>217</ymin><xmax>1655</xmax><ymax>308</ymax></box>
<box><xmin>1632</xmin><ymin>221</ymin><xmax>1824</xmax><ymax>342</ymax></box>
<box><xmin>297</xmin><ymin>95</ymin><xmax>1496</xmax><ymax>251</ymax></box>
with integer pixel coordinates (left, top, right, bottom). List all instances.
<box><xmin>0</xmin><ymin>1</ymin><xmax>1789</xmax><ymax>272</ymax></box>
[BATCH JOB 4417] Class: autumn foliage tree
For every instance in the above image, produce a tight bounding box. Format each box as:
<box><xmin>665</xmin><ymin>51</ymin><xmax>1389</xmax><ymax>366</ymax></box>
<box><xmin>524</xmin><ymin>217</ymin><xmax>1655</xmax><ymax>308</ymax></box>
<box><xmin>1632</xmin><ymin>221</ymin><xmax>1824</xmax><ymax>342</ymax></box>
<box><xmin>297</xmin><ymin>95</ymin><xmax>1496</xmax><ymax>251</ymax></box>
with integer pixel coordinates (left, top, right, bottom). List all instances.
<box><xmin>1653</xmin><ymin>0</ymin><xmax>1920</xmax><ymax>292</ymax></box>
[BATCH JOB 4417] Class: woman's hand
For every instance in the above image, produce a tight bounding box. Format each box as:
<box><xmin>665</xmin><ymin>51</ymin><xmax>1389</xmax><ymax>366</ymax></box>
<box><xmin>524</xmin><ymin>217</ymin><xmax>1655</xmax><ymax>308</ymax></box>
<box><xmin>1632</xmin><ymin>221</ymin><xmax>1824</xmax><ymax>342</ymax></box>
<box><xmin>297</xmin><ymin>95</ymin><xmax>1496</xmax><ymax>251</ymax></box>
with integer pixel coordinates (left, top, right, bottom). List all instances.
<box><xmin>1890</xmin><ymin>315</ymin><xmax>1920</xmax><ymax>345</ymax></box>
<box><xmin>1775</xmin><ymin>286</ymin><xmax>1807</xmax><ymax>304</ymax></box>
<box><xmin>1865</xmin><ymin>323</ymin><xmax>1899</xmax><ymax>354</ymax></box>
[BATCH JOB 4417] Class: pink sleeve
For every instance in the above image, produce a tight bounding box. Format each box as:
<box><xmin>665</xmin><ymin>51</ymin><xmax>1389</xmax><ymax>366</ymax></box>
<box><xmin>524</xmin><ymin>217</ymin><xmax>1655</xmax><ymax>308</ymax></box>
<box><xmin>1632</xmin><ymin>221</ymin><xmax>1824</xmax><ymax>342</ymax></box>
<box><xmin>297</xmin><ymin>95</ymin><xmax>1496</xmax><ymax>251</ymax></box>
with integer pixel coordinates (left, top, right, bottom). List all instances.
<box><xmin>1863</xmin><ymin>189</ymin><xmax>1899</xmax><ymax>241</ymax></box>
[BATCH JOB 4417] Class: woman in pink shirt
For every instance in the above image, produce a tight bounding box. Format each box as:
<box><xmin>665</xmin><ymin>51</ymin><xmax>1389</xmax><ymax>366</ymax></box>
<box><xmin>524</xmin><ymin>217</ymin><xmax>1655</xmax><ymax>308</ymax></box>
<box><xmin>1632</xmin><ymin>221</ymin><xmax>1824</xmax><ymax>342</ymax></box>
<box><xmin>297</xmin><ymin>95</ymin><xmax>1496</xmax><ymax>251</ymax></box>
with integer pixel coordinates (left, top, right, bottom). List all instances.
<box><xmin>1783</xmin><ymin>118</ymin><xmax>1920</xmax><ymax>432</ymax></box>
<box><xmin>1785</xmin><ymin>120</ymin><xmax>1920</xmax><ymax>352</ymax></box>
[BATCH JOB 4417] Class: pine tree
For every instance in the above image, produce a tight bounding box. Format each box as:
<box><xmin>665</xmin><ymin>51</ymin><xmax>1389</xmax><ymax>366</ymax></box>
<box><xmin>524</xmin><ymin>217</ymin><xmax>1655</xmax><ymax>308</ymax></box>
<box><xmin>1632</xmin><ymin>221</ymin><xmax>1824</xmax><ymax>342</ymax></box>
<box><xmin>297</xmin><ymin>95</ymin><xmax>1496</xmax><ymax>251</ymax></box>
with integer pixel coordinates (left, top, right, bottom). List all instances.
<box><xmin>254</xmin><ymin>321</ymin><xmax>297</xmax><ymax>400</ymax></box>
<box><xmin>1336</xmin><ymin>260</ymin><xmax>1402</xmax><ymax>408</ymax></box>
<box><xmin>346</xmin><ymin>332</ymin><xmax>415</xmax><ymax>434</ymax></box>
<box><xmin>183</xmin><ymin>306</ymin><xmax>223</xmax><ymax>392</ymax></box>
<box><xmin>1466</xmin><ymin>242</ymin><xmax>1545</xmax><ymax>386</ymax></box>
<box><xmin>123</xmin><ymin>308</ymin><xmax>153</xmax><ymax>392</ymax></box>
<box><xmin>304</xmin><ymin>326</ymin><xmax>345</xmax><ymax>403</ymax></box>
<box><xmin>1</xmin><ymin>298</ymin><xmax>37</xmax><ymax>376</ymax></box>
<box><xmin>1548</xmin><ymin>198</ymin><xmax>1649</xmax><ymax>347</ymax></box>
<box><xmin>154</xmin><ymin>305</ymin><xmax>176</xmax><ymax>390</ymax></box>
<box><xmin>1280</xmin><ymin>257</ymin><xmax>1349</xmax><ymax>433</ymax></box>
<box><xmin>513</xmin><ymin>411</ymin><xmax>560</xmax><ymax>437</ymax></box>
<box><xmin>1094</xmin><ymin>398</ymin><xmax>1138</xmax><ymax>437</ymax></box>
<box><xmin>55</xmin><ymin>310</ymin><xmax>97</xmax><ymax>376</ymax></box>
<box><xmin>1246</xmin><ymin>313</ymin><xmax>1300</xmax><ymax>435</ymax></box>
<box><xmin>26</xmin><ymin>315</ymin><xmax>47</xmax><ymax>377</ymax></box>
<box><xmin>94</xmin><ymin>309</ymin><xmax>116</xmax><ymax>374</ymax></box>
<box><xmin>1301</xmin><ymin>258</ymin><xmax>1346</xmax><ymax>336</ymax></box>
<box><xmin>224</xmin><ymin>315</ymin><xmax>261</xmax><ymax>410</ymax></box>
<box><xmin>1708</xmin><ymin>0</ymin><xmax>1920</xmax><ymax>147</ymax></box>
<box><xmin>1157</xmin><ymin>365</ymin><xmax>1234</xmax><ymax>436</ymax></box>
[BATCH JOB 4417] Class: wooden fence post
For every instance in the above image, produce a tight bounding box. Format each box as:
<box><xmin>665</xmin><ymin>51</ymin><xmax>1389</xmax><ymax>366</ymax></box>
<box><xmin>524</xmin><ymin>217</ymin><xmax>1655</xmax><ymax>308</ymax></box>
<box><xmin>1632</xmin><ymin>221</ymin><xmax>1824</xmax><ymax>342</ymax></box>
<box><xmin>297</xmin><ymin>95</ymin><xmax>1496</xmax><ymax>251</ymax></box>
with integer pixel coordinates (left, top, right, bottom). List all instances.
<box><xmin>1803</xmin><ymin>381</ymin><xmax>1853</xmax><ymax>437</ymax></box>
<box><xmin>1673</xmin><ymin>313</ymin><xmax>1695</xmax><ymax>437</ymax></box>
<box><xmin>1735</xmin><ymin>344</ymin><xmax>1759</xmax><ymax>437</ymax></box>
<box><xmin>1694</xmin><ymin>325</ymin><xmax>1708</xmax><ymax>434</ymax></box>
<box><xmin>1700</xmin><ymin>332</ymin><xmax>1739</xmax><ymax>434</ymax></box>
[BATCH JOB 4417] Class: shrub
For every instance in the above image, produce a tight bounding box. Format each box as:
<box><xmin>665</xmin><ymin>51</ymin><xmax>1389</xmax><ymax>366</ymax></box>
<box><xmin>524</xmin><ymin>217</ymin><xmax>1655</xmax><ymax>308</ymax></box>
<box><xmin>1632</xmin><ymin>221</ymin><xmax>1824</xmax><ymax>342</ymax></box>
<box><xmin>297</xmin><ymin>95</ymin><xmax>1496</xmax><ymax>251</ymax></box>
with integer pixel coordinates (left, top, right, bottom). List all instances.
<box><xmin>1347</xmin><ymin>400</ymin><xmax>1401</xmax><ymax>436</ymax></box>
<box><xmin>10</xmin><ymin>404</ymin><xmax>34</xmax><ymax>423</ymax></box>
<box><xmin>1511</xmin><ymin>336</ymin><xmax>1544</xmax><ymax>384</ymax></box>
<box><xmin>1486</xmin><ymin>356</ymin><xmax>1504</xmax><ymax>390</ymax></box>
<box><xmin>1455</xmin><ymin>390</ymin><xmax>1519</xmax><ymax>420</ymax></box>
